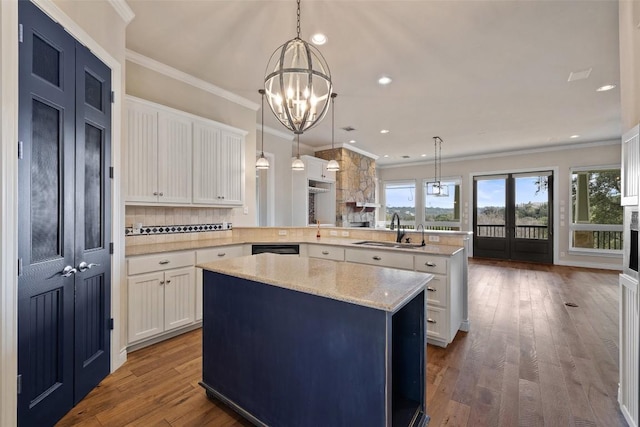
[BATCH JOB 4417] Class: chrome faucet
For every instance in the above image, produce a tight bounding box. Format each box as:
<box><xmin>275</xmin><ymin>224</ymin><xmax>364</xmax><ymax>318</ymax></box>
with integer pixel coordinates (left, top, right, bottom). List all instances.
<box><xmin>416</xmin><ymin>223</ymin><xmax>426</xmax><ymax>246</ymax></box>
<box><xmin>390</xmin><ymin>212</ymin><xmax>405</xmax><ymax>243</ymax></box>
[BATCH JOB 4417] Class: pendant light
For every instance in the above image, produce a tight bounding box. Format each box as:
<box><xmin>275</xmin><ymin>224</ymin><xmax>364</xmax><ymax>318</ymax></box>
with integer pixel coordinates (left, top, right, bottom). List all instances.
<box><xmin>326</xmin><ymin>93</ymin><xmax>339</xmax><ymax>172</ymax></box>
<box><xmin>256</xmin><ymin>89</ymin><xmax>270</xmax><ymax>170</ymax></box>
<box><xmin>426</xmin><ymin>136</ymin><xmax>449</xmax><ymax>196</ymax></box>
<box><xmin>292</xmin><ymin>134</ymin><xmax>305</xmax><ymax>170</ymax></box>
<box><xmin>264</xmin><ymin>0</ymin><xmax>332</xmax><ymax>135</ymax></box>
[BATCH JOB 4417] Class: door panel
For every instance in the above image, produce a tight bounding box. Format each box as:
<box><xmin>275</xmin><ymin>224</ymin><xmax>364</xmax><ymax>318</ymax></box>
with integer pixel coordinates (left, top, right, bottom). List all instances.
<box><xmin>18</xmin><ymin>2</ymin><xmax>76</xmax><ymax>424</ymax></box>
<box><xmin>18</xmin><ymin>1</ymin><xmax>112</xmax><ymax>424</ymax></box>
<box><xmin>473</xmin><ymin>172</ymin><xmax>553</xmax><ymax>263</ymax></box>
<box><xmin>73</xmin><ymin>44</ymin><xmax>112</xmax><ymax>404</ymax></box>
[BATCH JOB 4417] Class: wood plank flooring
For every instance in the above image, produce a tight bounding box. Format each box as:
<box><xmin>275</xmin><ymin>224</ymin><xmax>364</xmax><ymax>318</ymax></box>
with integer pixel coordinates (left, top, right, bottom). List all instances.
<box><xmin>57</xmin><ymin>259</ymin><xmax>628</xmax><ymax>426</ymax></box>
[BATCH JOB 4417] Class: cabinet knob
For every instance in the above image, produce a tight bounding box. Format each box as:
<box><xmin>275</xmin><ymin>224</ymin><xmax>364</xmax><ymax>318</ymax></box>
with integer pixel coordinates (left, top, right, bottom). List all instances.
<box><xmin>372</xmin><ymin>256</ymin><xmax>382</xmax><ymax>261</ymax></box>
<box><xmin>166</xmin><ymin>280</ymin><xmax>171</xmax><ymax>284</ymax></box>
<box><xmin>160</xmin><ymin>280</ymin><xmax>165</xmax><ymax>285</ymax></box>
<box><xmin>159</xmin><ymin>192</ymin><xmax>163</xmax><ymax>196</ymax></box>
<box><xmin>153</xmin><ymin>192</ymin><xmax>158</xmax><ymax>196</ymax></box>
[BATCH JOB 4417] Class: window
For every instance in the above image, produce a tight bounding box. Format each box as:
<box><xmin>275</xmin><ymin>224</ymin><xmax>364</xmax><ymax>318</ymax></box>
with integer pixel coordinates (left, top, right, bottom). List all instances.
<box><xmin>384</xmin><ymin>181</ymin><xmax>416</xmax><ymax>229</ymax></box>
<box><xmin>423</xmin><ymin>178</ymin><xmax>461</xmax><ymax>230</ymax></box>
<box><xmin>570</xmin><ymin>167</ymin><xmax>622</xmax><ymax>253</ymax></box>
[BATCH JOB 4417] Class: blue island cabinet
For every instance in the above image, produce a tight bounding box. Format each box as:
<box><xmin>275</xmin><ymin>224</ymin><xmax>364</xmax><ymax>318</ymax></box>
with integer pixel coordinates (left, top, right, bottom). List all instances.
<box><xmin>199</xmin><ymin>264</ymin><xmax>429</xmax><ymax>427</ymax></box>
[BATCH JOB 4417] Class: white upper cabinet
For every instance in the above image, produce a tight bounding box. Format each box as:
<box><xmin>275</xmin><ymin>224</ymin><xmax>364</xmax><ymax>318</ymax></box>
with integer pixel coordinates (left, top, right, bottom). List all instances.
<box><xmin>304</xmin><ymin>155</ymin><xmax>335</xmax><ymax>182</ymax></box>
<box><xmin>125</xmin><ymin>96</ymin><xmax>246</xmax><ymax>207</ymax></box>
<box><xmin>193</xmin><ymin>121</ymin><xmax>245</xmax><ymax>206</ymax></box>
<box><xmin>622</xmin><ymin>124</ymin><xmax>640</xmax><ymax>206</ymax></box>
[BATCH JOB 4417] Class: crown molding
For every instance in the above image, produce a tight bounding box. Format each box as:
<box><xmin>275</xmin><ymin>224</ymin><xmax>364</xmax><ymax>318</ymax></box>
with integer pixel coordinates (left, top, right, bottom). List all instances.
<box><xmin>126</xmin><ymin>50</ymin><xmax>259</xmax><ymax>111</ymax></box>
<box><xmin>256</xmin><ymin>123</ymin><xmax>294</xmax><ymax>141</ymax></box>
<box><xmin>378</xmin><ymin>139</ymin><xmax>621</xmax><ymax>169</ymax></box>
<box><xmin>315</xmin><ymin>143</ymin><xmax>379</xmax><ymax>160</ymax></box>
<box><xmin>108</xmin><ymin>0</ymin><xmax>135</xmax><ymax>25</ymax></box>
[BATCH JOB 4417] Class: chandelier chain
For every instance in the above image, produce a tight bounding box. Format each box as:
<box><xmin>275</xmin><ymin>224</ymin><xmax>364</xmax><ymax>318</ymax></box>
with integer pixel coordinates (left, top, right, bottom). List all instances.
<box><xmin>296</xmin><ymin>0</ymin><xmax>301</xmax><ymax>38</ymax></box>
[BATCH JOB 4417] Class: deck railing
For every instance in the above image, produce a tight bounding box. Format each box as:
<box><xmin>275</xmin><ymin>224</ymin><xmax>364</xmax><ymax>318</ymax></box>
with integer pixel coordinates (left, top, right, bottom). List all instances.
<box><xmin>476</xmin><ymin>224</ymin><xmax>623</xmax><ymax>250</ymax></box>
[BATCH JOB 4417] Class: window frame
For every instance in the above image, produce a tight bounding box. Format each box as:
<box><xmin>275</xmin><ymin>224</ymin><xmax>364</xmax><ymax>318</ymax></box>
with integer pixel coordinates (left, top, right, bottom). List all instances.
<box><xmin>382</xmin><ymin>179</ymin><xmax>417</xmax><ymax>229</ymax></box>
<box><xmin>422</xmin><ymin>176</ymin><xmax>462</xmax><ymax>231</ymax></box>
<box><xmin>568</xmin><ymin>165</ymin><xmax>623</xmax><ymax>255</ymax></box>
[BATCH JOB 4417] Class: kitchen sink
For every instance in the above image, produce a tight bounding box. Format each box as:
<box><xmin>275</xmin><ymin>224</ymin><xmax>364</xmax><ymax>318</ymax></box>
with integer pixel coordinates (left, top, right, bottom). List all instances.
<box><xmin>353</xmin><ymin>240</ymin><xmax>425</xmax><ymax>249</ymax></box>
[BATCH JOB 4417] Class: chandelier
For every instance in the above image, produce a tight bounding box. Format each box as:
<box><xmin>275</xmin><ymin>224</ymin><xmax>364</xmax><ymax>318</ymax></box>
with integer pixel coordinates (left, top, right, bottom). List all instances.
<box><xmin>264</xmin><ymin>0</ymin><xmax>332</xmax><ymax>135</ymax></box>
<box><xmin>426</xmin><ymin>136</ymin><xmax>449</xmax><ymax>197</ymax></box>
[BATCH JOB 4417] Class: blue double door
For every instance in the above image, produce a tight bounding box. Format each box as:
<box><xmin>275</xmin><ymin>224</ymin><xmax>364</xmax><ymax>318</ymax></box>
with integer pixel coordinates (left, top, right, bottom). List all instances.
<box><xmin>17</xmin><ymin>1</ymin><xmax>112</xmax><ymax>425</ymax></box>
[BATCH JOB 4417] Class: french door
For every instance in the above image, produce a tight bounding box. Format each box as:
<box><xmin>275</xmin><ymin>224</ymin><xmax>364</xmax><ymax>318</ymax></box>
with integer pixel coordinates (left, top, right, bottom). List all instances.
<box><xmin>473</xmin><ymin>172</ymin><xmax>553</xmax><ymax>264</ymax></box>
<box><xmin>17</xmin><ymin>1</ymin><xmax>112</xmax><ymax>425</ymax></box>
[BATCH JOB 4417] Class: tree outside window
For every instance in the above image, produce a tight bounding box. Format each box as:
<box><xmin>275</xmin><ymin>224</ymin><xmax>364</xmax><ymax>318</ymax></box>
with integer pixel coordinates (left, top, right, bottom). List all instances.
<box><xmin>570</xmin><ymin>168</ymin><xmax>622</xmax><ymax>252</ymax></box>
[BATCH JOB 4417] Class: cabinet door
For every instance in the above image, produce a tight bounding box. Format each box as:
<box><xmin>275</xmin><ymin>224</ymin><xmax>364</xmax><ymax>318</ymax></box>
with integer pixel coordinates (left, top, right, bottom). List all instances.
<box><xmin>622</xmin><ymin>125</ymin><xmax>639</xmax><ymax>206</ymax></box>
<box><xmin>217</xmin><ymin>131</ymin><xmax>244</xmax><ymax>205</ymax></box>
<box><xmin>164</xmin><ymin>267</ymin><xmax>195</xmax><ymax>331</ymax></box>
<box><xmin>157</xmin><ymin>111</ymin><xmax>193</xmax><ymax>204</ymax></box>
<box><xmin>305</xmin><ymin>156</ymin><xmax>334</xmax><ymax>182</ymax></box>
<box><xmin>193</xmin><ymin>121</ymin><xmax>221</xmax><ymax>204</ymax></box>
<box><xmin>126</xmin><ymin>101</ymin><xmax>159</xmax><ymax>203</ymax></box>
<box><xmin>128</xmin><ymin>271</ymin><xmax>164</xmax><ymax>343</ymax></box>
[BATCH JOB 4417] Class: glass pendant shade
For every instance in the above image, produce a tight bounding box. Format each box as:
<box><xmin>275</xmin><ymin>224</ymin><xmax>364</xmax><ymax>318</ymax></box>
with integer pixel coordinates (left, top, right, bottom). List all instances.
<box><xmin>292</xmin><ymin>157</ymin><xmax>305</xmax><ymax>170</ymax></box>
<box><xmin>265</xmin><ymin>39</ymin><xmax>332</xmax><ymax>134</ymax></box>
<box><xmin>326</xmin><ymin>159</ymin><xmax>339</xmax><ymax>171</ymax></box>
<box><xmin>256</xmin><ymin>153</ymin><xmax>270</xmax><ymax>170</ymax></box>
<box><xmin>256</xmin><ymin>89</ymin><xmax>270</xmax><ymax>170</ymax></box>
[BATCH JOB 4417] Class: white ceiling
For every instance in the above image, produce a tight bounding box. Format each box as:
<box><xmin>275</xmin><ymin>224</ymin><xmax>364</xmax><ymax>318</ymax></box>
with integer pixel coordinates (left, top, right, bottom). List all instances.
<box><xmin>125</xmin><ymin>0</ymin><xmax>621</xmax><ymax>166</ymax></box>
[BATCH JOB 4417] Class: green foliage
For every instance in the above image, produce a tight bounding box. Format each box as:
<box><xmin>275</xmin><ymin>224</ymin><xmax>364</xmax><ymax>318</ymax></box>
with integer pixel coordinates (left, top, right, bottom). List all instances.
<box><xmin>588</xmin><ymin>170</ymin><xmax>622</xmax><ymax>224</ymax></box>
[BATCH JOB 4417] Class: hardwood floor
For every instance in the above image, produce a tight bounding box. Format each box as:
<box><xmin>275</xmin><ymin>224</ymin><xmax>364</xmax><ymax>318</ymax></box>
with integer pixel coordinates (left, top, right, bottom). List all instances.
<box><xmin>57</xmin><ymin>259</ymin><xmax>627</xmax><ymax>426</ymax></box>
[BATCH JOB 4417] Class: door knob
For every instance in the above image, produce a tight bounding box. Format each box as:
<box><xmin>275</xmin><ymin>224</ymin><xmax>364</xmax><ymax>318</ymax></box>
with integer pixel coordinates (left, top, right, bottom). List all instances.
<box><xmin>78</xmin><ymin>262</ymin><xmax>100</xmax><ymax>272</ymax></box>
<box><xmin>61</xmin><ymin>265</ymin><xmax>77</xmax><ymax>277</ymax></box>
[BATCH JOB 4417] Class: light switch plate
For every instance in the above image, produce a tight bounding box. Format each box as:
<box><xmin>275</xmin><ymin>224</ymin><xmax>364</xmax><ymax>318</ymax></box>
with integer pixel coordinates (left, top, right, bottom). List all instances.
<box><xmin>341</xmin><ymin>231</ymin><xmax>349</xmax><ymax>237</ymax></box>
<box><xmin>428</xmin><ymin>235</ymin><xmax>440</xmax><ymax>242</ymax></box>
<box><xmin>278</xmin><ymin>230</ymin><xmax>287</xmax><ymax>236</ymax></box>
<box><xmin>330</xmin><ymin>230</ymin><xmax>338</xmax><ymax>236</ymax></box>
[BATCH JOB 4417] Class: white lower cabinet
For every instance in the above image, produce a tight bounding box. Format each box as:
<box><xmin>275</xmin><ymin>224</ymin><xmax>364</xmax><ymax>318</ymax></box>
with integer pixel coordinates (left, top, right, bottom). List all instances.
<box><xmin>127</xmin><ymin>251</ymin><xmax>196</xmax><ymax>345</ymax></box>
<box><xmin>345</xmin><ymin>247</ymin><xmax>415</xmax><ymax>270</ymax></box>
<box><xmin>308</xmin><ymin>244</ymin><xmax>345</xmax><ymax>261</ymax></box>
<box><xmin>619</xmin><ymin>273</ymin><xmax>639</xmax><ymax>427</ymax></box>
<box><xmin>195</xmin><ymin>245</ymin><xmax>247</xmax><ymax>321</ymax></box>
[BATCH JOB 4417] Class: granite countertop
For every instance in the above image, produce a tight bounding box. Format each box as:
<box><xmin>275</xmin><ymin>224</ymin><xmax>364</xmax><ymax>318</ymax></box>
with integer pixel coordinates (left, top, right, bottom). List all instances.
<box><xmin>198</xmin><ymin>253</ymin><xmax>433</xmax><ymax>313</ymax></box>
<box><xmin>125</xmin><ymin>236</ymin><xmax>464</xmax><ymax>257</ymax></box>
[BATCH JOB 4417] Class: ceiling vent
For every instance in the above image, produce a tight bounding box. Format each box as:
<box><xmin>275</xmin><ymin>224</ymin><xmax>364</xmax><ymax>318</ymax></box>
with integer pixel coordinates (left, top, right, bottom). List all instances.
<box><xmin>567</xmin><ymin>68</ymin><xmax>592</xmax><ymax>82</ymax></box>
<box><xmin>341</xmin><ymin>126</ymin><xmax>356</xmax><ymax>132</ymax></box>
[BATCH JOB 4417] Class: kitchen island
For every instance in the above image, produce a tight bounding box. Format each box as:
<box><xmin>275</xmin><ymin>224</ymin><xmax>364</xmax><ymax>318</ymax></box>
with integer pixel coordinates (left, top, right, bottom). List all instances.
<box><xmin>198</xmin><ymin>253</ymin><xmax>433</xmax><ymax>427</ymax></box>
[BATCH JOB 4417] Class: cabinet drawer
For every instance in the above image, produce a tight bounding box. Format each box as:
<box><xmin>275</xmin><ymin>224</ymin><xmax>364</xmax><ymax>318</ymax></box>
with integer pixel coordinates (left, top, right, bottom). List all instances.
<box><xmin>426</xmin><ymin>306</ymin><xmax>446</xmax><ymax>339</ymax></box>
<box><xmin>425</xmin><ymin>275</ymin><xmax>447</xmax><ymax>307</ymax></box>
<box><xmin>308</xmin><ymin>245</ymin><xmax>345</xmax><ymax>261</ymax></box>
<box><xmin>414</xmin><ymin>254</ymin><xmax>448</xmax><ymax>275</ymax></box>
<box><xmin>345</xmin><ymin>248</ymin><xmax>414</xmax><ymax>270</ymax></box>
<box><xmin>196</xmin><ymin>245</ymin><xmax>245</xmax><ymax>263</ymax></box>
<box><xmin>128</xmin><ymin>251</ymin><xmax>195</xmax><ymax>276</ymax></box>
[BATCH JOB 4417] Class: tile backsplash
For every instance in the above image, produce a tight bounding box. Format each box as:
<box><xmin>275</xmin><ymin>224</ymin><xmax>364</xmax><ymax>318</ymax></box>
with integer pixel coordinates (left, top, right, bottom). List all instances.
<box><xmin>125</xmin><ymin>206</ymin><xmax>233</xmax><ymax>246</ymax></box>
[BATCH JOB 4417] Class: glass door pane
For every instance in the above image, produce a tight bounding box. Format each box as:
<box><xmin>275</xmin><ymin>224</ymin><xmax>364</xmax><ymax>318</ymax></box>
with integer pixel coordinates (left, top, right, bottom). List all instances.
<box><xmin>475</xmin><ymin>177</ymin><xmax>506</xmax><ymax>238</ymax></box>
<box><xmin>514</xmin><ymin>174</ymin><xmax>550</xmax><ymax>241</ymax></box>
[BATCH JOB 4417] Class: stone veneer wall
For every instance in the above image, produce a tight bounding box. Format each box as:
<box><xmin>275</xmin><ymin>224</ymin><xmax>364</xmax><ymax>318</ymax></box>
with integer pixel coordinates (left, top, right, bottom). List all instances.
<box><xmin>315</xmin><ymin>147</ymin><xmax>377</xmax><ymax>227</ymax></box>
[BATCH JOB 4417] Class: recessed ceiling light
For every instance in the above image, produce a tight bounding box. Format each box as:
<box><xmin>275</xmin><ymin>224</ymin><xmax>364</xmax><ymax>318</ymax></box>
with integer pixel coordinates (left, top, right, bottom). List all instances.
<box><xmin>380</xmin><ymin>129</ymin><xmax>390</xmax><ymax>134</ymax></box>
<box><xmin>311</xmin><ymin>33</ymin><xmax>327</xmax><ymax>45</ymax></box>
<box><xmin>596</xmin><ymin>84</ymin><xmax>616</xmax><ymax>92</ymax></box>
<box><xmin>383</xmin><ymin>154</ymin><xmax>389</xmax><ymax>158</ymax></box>
<box><xmin>421</xmin><ymin>154</ymin><xmax>427</xmax><ymax>157</ymax></box>
<box><xmin>378</xmin><ymin>76</ymin><xmax>392</xmax><ymax>85</ymax></box>
<box><xmin>570</xmin><ymin>134</ymin><xmax>580</xmax><ymax>139</ymax></box>
<box><xmin>349</xmin><ymin>140</ymin><xmax>356</xmax><ymax>144</ymax></box>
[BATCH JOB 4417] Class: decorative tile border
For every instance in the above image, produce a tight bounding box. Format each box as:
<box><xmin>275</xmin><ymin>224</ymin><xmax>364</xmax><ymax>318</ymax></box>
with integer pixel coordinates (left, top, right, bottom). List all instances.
<box><xmin>125</xmin><ymin>222</ymin><xmax>232</xmax><ymax>236</ymax></box>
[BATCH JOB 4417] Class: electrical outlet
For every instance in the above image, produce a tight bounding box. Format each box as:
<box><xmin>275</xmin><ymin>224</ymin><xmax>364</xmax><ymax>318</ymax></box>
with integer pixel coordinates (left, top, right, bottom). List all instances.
<box><xmin>560</xmin><ymin>251</ymin><xmax>566</xmax><ymax>257</ymax></box>
<box><xmin>341</xmin><ymin>231</ymin><xmax>349</xmax><ymax>237</ymax></box>
<box><xmin>329</xmin><ymin>230</ymin><xmax>338</xmax><ymax>236</ymax></box>
<box><xmin>428</xmin><ymin>235</ymin><xmax>440</xmax><ymax>242</ymax></box>
<box><xmin>243</xmin><ymin>206</ymin><xmax>249</xmax><ymax>215</ymax></box>
<box><xmin>278</xmin><ymin>230</ymin><xmax>287</xmax><ymax>236</ymax></box>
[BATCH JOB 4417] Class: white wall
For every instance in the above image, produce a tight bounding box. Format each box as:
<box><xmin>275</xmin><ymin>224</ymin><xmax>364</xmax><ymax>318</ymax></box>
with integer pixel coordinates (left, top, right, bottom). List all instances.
<box><xmin>378</xmin><ymin>141</ymin><xmax>622</xmax><ymax>269</ymax></box>
<box><xmin>259</xmin><ymin>128</ymin><xmax>294</xmax><ymax>226</ymax></box>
